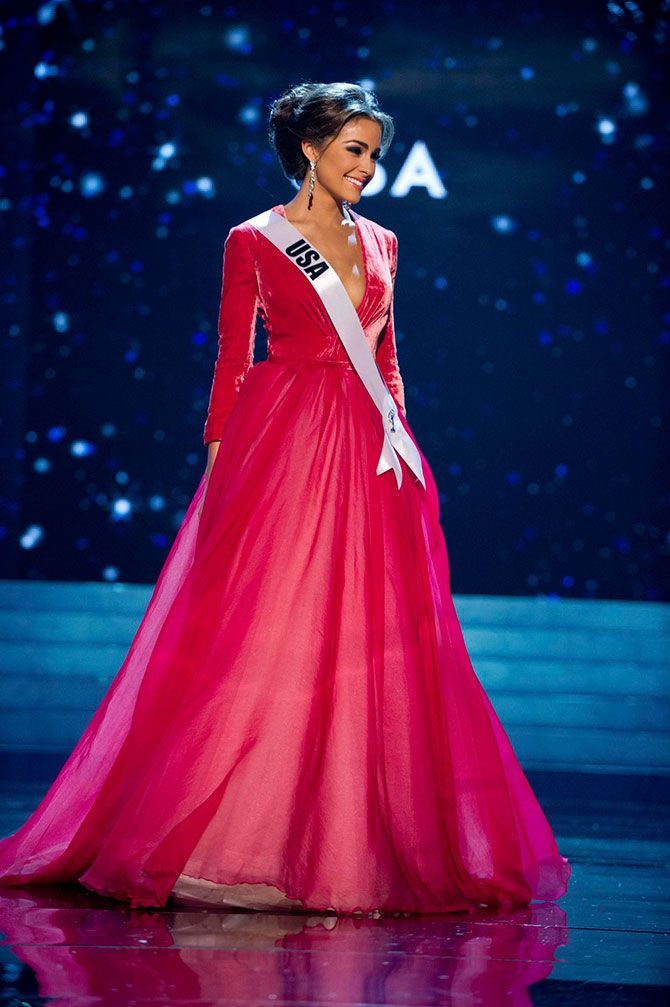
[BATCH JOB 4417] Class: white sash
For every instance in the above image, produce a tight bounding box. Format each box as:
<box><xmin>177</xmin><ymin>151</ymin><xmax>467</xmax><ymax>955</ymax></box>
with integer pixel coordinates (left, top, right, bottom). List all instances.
<box><xmin>245</xmin><ymin>207</ymin><xmax>426</xmax><ymax>491</ymax></box>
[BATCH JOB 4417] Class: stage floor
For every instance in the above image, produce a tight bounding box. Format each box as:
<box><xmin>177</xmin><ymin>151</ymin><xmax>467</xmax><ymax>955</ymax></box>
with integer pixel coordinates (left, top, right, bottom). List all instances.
<box><xmin>0</xmin><ymin>766</ymin><xmax>668</xmax><ymax>1005</ymax></box>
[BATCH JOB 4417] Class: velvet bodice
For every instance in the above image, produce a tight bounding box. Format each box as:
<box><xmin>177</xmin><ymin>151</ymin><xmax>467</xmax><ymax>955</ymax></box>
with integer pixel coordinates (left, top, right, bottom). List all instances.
<box><xmin>203</xmin><ymin>203</ymin><xmax>405</xmax><ymax>445</ymax></box>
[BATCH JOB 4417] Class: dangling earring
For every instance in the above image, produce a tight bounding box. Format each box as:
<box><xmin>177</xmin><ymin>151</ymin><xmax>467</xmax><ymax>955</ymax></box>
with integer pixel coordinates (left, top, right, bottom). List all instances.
<box><xmin>307</xmin><ymin>158</ymin><xmax>316</xmax><ymax>211</ymax></box>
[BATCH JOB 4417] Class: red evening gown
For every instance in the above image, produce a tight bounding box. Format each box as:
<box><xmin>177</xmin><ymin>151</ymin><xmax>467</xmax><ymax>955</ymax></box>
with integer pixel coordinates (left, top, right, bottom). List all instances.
<box><xmin>0</xmin><ymin>203</ymin><xmax>571</xmax><ymax>914</ymax></box>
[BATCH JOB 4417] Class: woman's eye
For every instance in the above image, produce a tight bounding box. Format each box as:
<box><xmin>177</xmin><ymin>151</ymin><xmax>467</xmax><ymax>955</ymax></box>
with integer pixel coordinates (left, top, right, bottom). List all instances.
<box><xmin>347</xmin><ymin>146</ymin><xmax>380</xmax><ymax>160</ymax></box>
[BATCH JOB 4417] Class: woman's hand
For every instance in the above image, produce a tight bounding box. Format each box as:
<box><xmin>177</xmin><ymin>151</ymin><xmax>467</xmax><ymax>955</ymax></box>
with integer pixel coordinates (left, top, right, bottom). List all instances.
<box><xmin>205</xmin><ymin>440</ymin><xmax>221</xmax><ymax>480</ymax></box>
<box><xmin>198</xmin><ymin>440</ymin><xmax>221</xmax><ymax>517</ymax></box>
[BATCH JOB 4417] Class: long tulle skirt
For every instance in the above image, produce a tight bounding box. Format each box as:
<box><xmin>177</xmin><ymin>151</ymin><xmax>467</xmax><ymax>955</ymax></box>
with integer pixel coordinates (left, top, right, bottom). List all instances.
<box><xmin>0</xmin><ymin>359</ymin><xmax>571</xmax><ymax>913</ymax></box>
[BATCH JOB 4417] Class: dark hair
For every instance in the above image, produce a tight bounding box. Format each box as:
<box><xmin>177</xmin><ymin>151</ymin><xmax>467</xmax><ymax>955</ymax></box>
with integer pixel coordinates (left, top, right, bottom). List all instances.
<box><xmin>268</xmin><ymin>81</ymin><xmax>394</xmax><ymax>182</ymax></box>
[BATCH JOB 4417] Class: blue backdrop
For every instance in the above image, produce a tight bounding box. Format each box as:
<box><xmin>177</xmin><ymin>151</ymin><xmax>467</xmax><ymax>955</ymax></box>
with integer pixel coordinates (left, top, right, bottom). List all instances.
<box><xmin>1</xmin><ymin>0</ymin><xmax>667</xmax><ymax>600</ymax></box>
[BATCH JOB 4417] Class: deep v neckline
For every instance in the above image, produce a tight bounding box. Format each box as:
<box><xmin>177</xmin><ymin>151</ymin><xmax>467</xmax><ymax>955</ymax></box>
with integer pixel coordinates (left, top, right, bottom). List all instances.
<box><xmin>274</xmin><ymin>204</ymin><xmax>370</xmax><ymax>317</ymax></box>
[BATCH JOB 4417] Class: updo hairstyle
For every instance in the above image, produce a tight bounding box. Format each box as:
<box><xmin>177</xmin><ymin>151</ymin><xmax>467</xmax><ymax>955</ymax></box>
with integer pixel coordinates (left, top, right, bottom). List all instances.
<box><xmin>268</xmin><ymin>81</ymin><xmax>394</xmax><ymax>182</ymax></box>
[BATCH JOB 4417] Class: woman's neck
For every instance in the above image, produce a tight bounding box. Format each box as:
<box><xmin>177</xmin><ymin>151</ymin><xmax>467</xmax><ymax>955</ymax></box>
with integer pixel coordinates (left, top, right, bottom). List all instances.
<box><xmin>283</xmin><ymin>191</ymin><xmax>347</xmax><ymax>230</ymax></box>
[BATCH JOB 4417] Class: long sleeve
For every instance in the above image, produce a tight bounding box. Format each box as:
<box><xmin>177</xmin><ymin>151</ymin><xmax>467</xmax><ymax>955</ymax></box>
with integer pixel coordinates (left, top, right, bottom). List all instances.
<box><xmin>203</xmin><ymin>226</ymin><xmax>260</xmax><ymax>445</ymax></box>
<box><xmin>375</xmin><ymin>231</ymin><xmax>406</xmax><ymax>417</ymax></box>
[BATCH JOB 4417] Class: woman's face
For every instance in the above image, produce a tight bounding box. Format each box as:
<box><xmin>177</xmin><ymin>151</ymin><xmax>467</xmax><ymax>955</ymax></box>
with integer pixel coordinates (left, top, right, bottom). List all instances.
<box><xmin>303</xmin><ymin>115</ymin><xmax>383</xmax><ymax>205</ymax></box>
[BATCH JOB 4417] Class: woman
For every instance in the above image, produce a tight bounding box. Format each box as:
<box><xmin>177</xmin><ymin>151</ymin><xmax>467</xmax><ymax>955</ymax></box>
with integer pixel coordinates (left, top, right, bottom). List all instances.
<box><xmin>0</xmin><ymin>81</ymin><xmax>571</xmax><ymax>915</ymax></box>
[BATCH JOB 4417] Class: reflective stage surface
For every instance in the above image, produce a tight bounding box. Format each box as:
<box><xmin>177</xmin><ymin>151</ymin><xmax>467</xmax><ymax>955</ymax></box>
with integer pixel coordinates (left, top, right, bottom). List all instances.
<box><xmin>0</xmin><ymin>769</ymin><xmax>668</xmax><ymax>1005</ymax></box>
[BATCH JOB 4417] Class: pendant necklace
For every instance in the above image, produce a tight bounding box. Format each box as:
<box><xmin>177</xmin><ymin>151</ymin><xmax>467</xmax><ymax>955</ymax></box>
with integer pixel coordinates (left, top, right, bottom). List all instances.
<box><xmin>340</xmin><ymin>200</ymin><xmax>361</xmax><ymax>288</ymax></box>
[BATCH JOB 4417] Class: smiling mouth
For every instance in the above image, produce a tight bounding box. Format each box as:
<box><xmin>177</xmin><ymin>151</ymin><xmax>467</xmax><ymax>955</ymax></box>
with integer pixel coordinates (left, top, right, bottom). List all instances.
<box><xmin>345</xmin><ymin>176</ymin><xmax>365</xmax><ymax>190</ymax></box>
